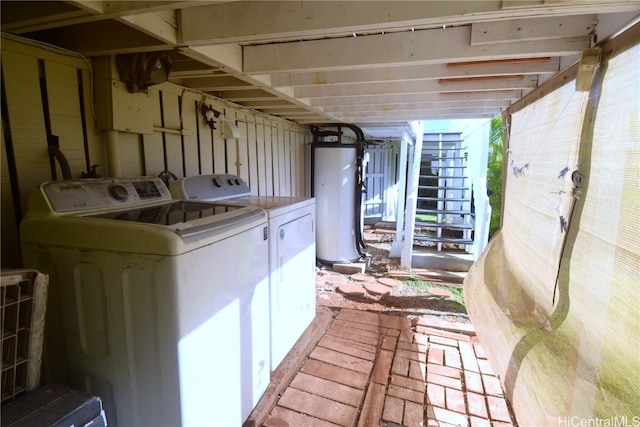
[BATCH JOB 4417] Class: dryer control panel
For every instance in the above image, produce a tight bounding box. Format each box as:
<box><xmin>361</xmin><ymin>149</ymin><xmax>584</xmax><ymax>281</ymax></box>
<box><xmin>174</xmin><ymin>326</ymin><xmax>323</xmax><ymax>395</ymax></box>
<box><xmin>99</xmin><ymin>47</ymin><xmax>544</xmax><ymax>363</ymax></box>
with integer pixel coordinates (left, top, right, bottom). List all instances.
<box><xmin>41</xmin><ymin>177</ymin><xmax>172</xmax><ymax>213</ymax></box>
<box><xmin>171</xmin><ymin>174</ymin><xmax>251</xmax><ymax>201</ymax></box>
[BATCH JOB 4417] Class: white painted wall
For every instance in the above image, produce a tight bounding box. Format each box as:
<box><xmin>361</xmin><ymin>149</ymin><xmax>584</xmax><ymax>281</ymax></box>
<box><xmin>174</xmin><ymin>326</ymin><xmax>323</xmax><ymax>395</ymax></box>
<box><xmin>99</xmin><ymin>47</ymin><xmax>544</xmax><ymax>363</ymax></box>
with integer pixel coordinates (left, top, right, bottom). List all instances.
<box><xmin>1</xmin><ymin>37</ymin><xmax>310</xmax><ymax>268</ymax></box>
<box><xmin>462</xmin><ymin>121</ymin><xmax>492</xmax><ymax>259</ymax></box>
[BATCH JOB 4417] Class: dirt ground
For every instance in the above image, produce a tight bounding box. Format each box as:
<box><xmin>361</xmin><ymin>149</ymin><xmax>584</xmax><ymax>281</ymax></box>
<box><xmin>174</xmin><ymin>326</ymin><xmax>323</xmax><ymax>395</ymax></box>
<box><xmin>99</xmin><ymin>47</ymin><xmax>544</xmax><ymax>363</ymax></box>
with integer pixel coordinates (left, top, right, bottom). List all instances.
<box><xmin>314</xmin><ymin>237</ymin><xmax>471</xmax><ymax>324</ymax></box>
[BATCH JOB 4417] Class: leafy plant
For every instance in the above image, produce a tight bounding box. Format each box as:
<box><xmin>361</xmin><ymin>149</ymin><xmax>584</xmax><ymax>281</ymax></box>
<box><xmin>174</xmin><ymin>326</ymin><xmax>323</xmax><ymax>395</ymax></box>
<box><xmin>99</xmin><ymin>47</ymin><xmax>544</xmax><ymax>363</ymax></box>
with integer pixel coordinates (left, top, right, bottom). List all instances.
<box><xmin>487</xmin><ymin>115</ymin><xmax>505</xmax><ymax>237</ymax></box>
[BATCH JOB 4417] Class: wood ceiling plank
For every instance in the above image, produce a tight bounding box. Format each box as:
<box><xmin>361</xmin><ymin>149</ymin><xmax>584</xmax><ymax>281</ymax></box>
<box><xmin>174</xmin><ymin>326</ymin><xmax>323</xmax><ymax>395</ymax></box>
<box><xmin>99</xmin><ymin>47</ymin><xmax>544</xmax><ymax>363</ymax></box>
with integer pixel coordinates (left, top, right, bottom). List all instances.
<box><xmin>179</xmin><ymin>1</ymin><xmax>639</xmax><ymax>44</ymax></box>
<box><xmin>176</xmin><ymin>76</ymin><xmax>255</xmax><ymax>91</ymax></box>
<box><xmin>243</xmin><ymin>26</ymin><xmax>588</xmax><ymax>73</ymax></box>
<box><xmin>240</xmin><ymin>100</ymin><xmax>304</xmax><ymax>108</ymax></box>
<box><xmin>3</xmin><ymin>1</ymin><xmax>197</xmax><ymax>33</ymax></box>
<box><xmin>182</xmin><ymin>44</ymin><xmax>243</xmax><ymax>73</ymax></box>
<box><xmin>55</xmin><ymin>20</ymin><xmax>174</xmax><ymax>55</ymax></box>
<box><xmin>337</xmin><ymin>107</ymin><xmax>503</xmax><ymax>118</ymax></box>
<box><xmin>322</xmin><ymin>99</ymin><xmax>512</xmax><ymax>113</ymax></box>
<box><xmin>180</xmin><ymin>1</ymin><xmax>505</xmax><ymax>44</ymax></box>
<box><xmin>349</xmin><ymin>111</ymin><xmax>499</xmax><ymax>121</ymax></box>
<box><xmin>447</xmin><ymin>57</ymin><xmax>552</xmax><ymax>67</ymax></box>
<box><xmin>471</xmin><ymin>15</ymin><xmax>597</xmax><ymax>45</ymax></box>
<box><xmin>293</xmin><ymin>76</ymin><xmax>537</xmax><ymax>98</ymax></box>
<box><xmin>270</xmin><ymin>59</ymin><xmax>559</xmax><ymax>87</ymax></box>
<box><xmin>309</xmin><ymin>90</ymin><xmax>523</xmax><ymax>106</ymax></box>
<box><xmin>438</xmin><ymin>75</ymin><xmax>527</xmax><ymax>84</ymax></box>
<box><xmin>0</xmin><ymin>2</ymin><xmax>96</xmax><ymax>33</ymax></box>
<box><xmin>118</xmin><ymin>11</ymin><xmax>178</xmax><ymax>45</ymax></box>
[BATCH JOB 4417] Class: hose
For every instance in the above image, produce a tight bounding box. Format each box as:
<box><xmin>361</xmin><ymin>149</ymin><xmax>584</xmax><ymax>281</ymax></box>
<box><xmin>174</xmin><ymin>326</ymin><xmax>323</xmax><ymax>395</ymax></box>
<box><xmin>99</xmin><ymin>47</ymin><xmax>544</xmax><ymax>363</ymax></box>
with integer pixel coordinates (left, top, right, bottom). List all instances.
<box><xmin>354</xmin><ymin>141</ymin><xmax>368</xmax><ymax>257</ymax></box>
<box><xmin>48</xmin><ymin>145</ymin><xmax>73</xmax><ymax>180</ymax></box>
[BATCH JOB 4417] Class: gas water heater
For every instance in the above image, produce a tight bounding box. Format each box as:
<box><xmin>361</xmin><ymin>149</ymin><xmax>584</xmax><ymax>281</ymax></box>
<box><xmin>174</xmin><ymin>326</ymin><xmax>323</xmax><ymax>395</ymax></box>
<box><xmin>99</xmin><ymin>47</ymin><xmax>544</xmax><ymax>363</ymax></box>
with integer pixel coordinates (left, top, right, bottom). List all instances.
<box><xmin>313</xmin><ymin>142</ymin><xmax>367</xmax><ymax>264</ymax></box>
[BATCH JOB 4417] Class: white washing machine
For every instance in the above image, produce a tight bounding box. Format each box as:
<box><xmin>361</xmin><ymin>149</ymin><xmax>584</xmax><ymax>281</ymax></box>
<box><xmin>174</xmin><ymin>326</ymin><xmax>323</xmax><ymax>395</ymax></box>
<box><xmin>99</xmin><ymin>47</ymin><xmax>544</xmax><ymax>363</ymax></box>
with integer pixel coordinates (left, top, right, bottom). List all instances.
<box><xmin>171</xmin><ymin>174</ymin><xmax>316</xmax><ymax>371</ymax></box>
<box><xmin>20</xmin><ymin>177</ymin><xmax>270</xmax><ymax>427</ymax></box>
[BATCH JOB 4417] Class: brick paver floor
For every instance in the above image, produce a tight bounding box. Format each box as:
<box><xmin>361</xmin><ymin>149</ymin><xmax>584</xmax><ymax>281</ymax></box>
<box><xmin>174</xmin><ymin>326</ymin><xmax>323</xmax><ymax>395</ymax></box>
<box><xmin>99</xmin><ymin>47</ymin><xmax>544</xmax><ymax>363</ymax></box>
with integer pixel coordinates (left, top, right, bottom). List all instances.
<box><xmin>258</xmin><ymin>308</ymin><xmax>518</xmax><ymax>427</ymax></box>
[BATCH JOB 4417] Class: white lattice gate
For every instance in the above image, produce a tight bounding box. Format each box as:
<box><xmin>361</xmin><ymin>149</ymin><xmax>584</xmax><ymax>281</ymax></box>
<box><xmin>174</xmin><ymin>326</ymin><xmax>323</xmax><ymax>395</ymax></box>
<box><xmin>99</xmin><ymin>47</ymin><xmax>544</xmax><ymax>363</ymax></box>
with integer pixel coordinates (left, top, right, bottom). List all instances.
<box><xmin>363</xmin><ymin>146</ymin><xmax>395</xmax><ymax>223</ymax></box>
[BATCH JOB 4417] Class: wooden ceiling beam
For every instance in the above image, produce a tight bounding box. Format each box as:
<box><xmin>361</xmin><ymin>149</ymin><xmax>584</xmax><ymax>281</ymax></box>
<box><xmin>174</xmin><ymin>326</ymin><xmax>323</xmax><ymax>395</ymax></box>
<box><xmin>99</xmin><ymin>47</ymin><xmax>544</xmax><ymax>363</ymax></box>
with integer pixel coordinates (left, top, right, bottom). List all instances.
<box><xmin>438</xmin><ymin>75</ymin><xmax>526</xmax><ymax>84</ymax></box>
<box><xmin>309</xmin><ymin>90</ymin><xmax>523</xmax><ymax>107</ymax></box>
<box><xmin>243</xmin><ymin>26</ymin><xmax>588</xmax><ymax>74</ymax></box>
<box><xmin>447</xmin><ymin>57</ymin><xmax>552</xmax><ymax>67</ymax></box>
<box><xmin>179</xmin><ymin>1</ymin><xmax>639</xmax><ymax>45</ymax></box>
<box><xmin>270</xmin><ymin>59</ymin><xmax>559</xmax><ymax>87</ymax></box>
<box><xmin>322</xmin><ymin>99</ymin><xmax>512</xmax><ymax>113</ymax></box>
<box><xmin>293</xmin><ymin>76</ymin><xmax>537</xmax><ymax>98</ymax></box>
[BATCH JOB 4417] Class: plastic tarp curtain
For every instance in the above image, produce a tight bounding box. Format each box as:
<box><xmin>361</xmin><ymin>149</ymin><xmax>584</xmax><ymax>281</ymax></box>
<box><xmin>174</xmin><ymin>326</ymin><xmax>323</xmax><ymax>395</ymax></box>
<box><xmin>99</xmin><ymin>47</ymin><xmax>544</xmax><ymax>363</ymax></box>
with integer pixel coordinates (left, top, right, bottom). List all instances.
<box><xmin>464</xmin><ymin>42</ymin><xmax>640</xmax><ymax>426</ymax></box>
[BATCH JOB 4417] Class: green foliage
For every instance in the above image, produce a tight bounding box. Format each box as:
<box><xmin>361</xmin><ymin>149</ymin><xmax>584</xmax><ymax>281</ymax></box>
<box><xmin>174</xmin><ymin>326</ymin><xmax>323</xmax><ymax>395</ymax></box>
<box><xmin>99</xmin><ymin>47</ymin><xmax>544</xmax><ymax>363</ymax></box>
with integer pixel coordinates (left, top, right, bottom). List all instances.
<box><xmin>403</xmin><ymin>278</ymin><xmax>432</xmax><ymax>291</ymax></box>
<box><xmin>403</xmin><ymin>279</ymin><xmax>465</xmax><ymax>305</ymax></box>
<box><xmin>415</xmin><ymin>213</ymin><xmax>437</xmax><ymax>222</ymax></box>
<box><xmin>487</xmin><ymin>115</ymin><xmax>505</xmax><ymax>237</ymax></box>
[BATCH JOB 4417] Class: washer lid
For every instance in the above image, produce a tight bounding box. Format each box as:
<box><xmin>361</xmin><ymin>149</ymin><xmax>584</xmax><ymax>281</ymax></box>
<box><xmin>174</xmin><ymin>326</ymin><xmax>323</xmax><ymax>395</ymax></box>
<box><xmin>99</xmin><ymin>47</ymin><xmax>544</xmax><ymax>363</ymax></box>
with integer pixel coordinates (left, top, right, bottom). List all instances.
<box><xmin>21</xmin><ymin>200</ymin><xmax>267</xmax><ymax>253</ymax></box>
<box><xmin>85</xmin><ymin>200</ymin><xmax>244</xmax><ymax>225</ymax></box>
<box><xmin>83</xmin><ymin>200</ymin><xmax>266</xmax><ymax>239</ymax></box>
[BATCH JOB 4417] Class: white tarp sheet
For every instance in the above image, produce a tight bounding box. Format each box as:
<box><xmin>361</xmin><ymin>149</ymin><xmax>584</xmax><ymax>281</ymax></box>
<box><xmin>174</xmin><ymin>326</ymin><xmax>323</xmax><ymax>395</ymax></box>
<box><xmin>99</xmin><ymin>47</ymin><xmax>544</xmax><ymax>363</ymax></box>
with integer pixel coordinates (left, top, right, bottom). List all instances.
<box><xmin>465</xmin><ymin>38</ymin><xmax>640</xmax><ymax>426</ymax></box>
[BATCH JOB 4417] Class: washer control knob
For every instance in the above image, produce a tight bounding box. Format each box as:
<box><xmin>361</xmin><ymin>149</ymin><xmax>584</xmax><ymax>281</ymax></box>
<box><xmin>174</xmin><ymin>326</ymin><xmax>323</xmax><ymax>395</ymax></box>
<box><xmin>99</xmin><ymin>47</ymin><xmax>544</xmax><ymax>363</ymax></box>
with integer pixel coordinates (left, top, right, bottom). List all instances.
<box><xmin>234</xmin><ymin>178</ymin><xmax>242</xmax><ymax>185</ymax></box>
<box><xmin>213</xmin><ymin>177</ymin><xmax>223</xmax><ymax>187</ymax></box>
<box><xmin>228</xmin><ymin>178</ymin><xmax>235</xmax><ymax>185</ymax></box>
<box><xmin>108</xmin><ymin>184</ymin><xmax>129</xmax><ymax>201</ymax></box>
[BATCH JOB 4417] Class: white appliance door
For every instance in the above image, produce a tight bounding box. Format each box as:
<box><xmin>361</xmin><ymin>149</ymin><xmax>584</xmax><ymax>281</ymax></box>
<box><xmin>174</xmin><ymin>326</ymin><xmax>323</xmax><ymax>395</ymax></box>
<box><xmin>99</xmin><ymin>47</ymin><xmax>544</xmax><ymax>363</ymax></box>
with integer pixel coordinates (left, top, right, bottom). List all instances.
<box><xmin>271</xmin><ymin>213</ymin><xmax>316</xmax><ymax>369</ymax></box>
<box><xmin>177</xmin><ymin>223</ymin><xmax>270</xmax><ymax>426</ymax></box>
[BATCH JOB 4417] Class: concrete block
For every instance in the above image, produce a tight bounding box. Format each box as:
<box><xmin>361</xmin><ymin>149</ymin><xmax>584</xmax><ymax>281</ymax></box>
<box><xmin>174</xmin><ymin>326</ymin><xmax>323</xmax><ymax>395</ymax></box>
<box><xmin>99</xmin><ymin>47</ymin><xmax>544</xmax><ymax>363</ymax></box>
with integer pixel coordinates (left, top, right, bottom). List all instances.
<box><xmin>332</xmin><ymin>263</ymin><xmax>366</xmax><ymax>274</ymax></box>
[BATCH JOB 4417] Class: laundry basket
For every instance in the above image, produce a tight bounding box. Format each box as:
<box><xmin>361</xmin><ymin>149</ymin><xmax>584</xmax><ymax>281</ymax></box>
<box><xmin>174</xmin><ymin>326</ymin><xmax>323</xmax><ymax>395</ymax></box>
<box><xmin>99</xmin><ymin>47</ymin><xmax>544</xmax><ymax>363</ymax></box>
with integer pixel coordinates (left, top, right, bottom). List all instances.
<box><xmin>1</xmin><ymin>269</ymin><xmax>48</xmax><ymax>403</ymax></box>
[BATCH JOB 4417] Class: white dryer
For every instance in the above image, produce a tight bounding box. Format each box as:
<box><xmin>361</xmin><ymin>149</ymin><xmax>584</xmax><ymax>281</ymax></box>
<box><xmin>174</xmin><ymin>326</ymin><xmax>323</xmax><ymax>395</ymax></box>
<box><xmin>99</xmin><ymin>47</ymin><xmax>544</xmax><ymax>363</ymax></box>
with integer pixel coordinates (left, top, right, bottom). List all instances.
<box><xmin>171</xmin><ymin>174</ymin><xmax>316</xmax><ymax>371</ymax></box>
<box><xmin>20</xmin><ymin>177</ymin><xmax>270</xmax><ymax>427</ymax></box>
